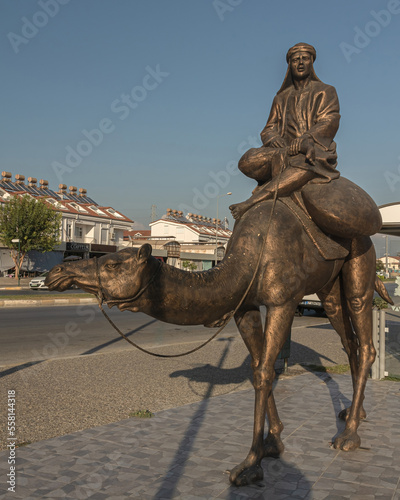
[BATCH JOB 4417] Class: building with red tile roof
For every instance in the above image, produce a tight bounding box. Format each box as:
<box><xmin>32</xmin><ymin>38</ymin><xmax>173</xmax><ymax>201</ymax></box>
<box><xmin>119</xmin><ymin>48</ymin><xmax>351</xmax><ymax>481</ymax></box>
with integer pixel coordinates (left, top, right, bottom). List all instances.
<box><xmin>0</xmin><ymin>172</ymin><xmax>133</xmax><ymax>272</ymax></box>
<box><xmin>150</xmin><ymin>208</ymin><xmax>232</xmax><ymax>244</ymax></box>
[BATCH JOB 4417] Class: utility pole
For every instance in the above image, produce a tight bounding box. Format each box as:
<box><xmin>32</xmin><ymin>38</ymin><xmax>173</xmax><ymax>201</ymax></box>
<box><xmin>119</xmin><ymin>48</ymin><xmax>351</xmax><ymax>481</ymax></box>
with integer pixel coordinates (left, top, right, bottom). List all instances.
<box><xmin>151</xmin><ymin>205</ymin><xmax>157</xmax><ymax>223</ymax></box>
<box><xmin>215</xmin><ymin>192</ymin><xmax>232</xmax><ymax>266</ymax></box>
<box><xmin>385</xmin><ymin>235</ymin><xmax>389</xmax><ymax>278</ymax></box>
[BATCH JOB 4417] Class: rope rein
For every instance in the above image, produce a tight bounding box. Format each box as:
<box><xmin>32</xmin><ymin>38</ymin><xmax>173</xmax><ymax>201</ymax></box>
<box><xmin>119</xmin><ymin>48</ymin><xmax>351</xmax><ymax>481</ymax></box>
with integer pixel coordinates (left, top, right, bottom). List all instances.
<box><xmin>95</xmin><ymin>259</ymin><xmax>225</xmax><ymax>358</ymax></box>
<box><xmin>95</xmin><ymin>162</ymin><xmax>284</xmax><ymax>358</ymax></box>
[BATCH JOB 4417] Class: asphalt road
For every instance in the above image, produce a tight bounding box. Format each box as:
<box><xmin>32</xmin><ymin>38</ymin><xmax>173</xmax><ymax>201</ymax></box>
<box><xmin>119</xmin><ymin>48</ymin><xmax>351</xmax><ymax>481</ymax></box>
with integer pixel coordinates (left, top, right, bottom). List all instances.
<box><xmin>3</xmin><ymin>278</ymin><xmax>397</xmax><ymax>369</ymax></box>
<box><xmin>1</xmin><ymin>305</ymin><xmax>331</xmax><ymax>366</ymax></box>
<box><xmin>382</xmin><ymin>281</ymin><xmax>396</xmax><ymax>298</ymax></box>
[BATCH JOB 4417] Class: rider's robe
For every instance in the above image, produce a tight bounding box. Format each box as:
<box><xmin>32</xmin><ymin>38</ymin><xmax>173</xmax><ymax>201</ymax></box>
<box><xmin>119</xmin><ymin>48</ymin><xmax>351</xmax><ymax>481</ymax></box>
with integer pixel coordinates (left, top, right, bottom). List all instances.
<box><xmin>260</xmin><ymin>80</ymin><xmax>340</xmax><ymax>183</ymax></box>
<box><xmin>237</xmin><ymin>73</ymin><xmax>382</xmax><ymax>239</ymax></box>
<box><xmin>255</xmin><ymin>79</ymin><xmax>381</xmax><ymax>238</ymax></box>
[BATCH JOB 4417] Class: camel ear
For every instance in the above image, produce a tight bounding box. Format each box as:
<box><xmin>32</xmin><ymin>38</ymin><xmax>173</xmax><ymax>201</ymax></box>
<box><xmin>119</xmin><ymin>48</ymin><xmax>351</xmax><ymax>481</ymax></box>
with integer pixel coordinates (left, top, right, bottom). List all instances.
<box><xmin>137</xmin><ymin>244</ymin><xmax>152</xmax><ymax>264</ymax></box>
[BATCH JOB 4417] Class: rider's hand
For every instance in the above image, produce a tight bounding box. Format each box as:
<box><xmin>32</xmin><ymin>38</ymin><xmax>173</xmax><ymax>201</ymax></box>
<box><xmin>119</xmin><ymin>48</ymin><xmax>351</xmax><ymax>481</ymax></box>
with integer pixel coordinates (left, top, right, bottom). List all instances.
<box><xmin>305</xmin><ymin>143</ymin><xmax>315</xmax><ymax>165</ymax></box>
<box><xmin>289</xmin><ymin>137</ymin><xmax>315</xmax><ymax>164</ymax></box>
<box><xmin>288</xmin><ymin>137</ymin><xmax>302</xmax><ymax>156</ymax></box>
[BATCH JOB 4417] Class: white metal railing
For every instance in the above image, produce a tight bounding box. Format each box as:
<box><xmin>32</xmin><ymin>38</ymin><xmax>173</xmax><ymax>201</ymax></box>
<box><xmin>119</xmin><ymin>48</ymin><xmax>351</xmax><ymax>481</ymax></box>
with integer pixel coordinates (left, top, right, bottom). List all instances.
<box><xmin>72</xmin><ymin>236</ymin><xmax>97</xmax><ymax>244</ymax></box>
<box><xmin>371</xmin><ymin>308</ymin><xmax>387</xmax><ymax>379</ymax></box>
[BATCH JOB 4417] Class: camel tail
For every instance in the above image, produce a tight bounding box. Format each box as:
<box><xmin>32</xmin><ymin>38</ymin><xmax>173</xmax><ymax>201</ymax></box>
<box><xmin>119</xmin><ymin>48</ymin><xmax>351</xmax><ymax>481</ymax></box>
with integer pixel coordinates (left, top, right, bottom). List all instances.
<box><xmin>375</xmin><ymin>276</ymin><xmax>394</xmax><ymax>305</ymax></box>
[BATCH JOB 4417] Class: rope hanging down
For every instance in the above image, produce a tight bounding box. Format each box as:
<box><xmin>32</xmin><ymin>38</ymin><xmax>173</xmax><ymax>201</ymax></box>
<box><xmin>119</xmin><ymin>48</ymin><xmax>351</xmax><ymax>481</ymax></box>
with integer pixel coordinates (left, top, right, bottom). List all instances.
<box><xmin>95</xmin><ymin>161</ymin><xmax>284</xmax><ymax>358</ymax></box>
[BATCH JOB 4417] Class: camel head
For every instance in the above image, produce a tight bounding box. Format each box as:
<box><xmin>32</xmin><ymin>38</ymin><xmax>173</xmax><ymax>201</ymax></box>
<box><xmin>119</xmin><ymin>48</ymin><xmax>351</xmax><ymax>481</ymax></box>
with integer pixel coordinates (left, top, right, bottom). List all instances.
<box><xmin>45</xmin><ymin>244</ymin><xmax>156</xmax><ymax>310</ymax></box>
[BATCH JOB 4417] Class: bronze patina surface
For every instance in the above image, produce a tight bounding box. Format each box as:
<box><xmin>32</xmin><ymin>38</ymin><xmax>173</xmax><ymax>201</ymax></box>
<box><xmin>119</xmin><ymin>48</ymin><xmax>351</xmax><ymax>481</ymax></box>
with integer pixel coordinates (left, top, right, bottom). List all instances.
<box><xmin>46</xmin><ymin>217</ymin><xmax>390</xmax><ymax>486</ymax></box>
<box><xmin>46</xmin><ymin>43</ymin><xmax>389</xmax><ymax>487</ymax></box>
<box><xmin>229</xmin><ymin>42</ymin><xmax>382</xmax><ymax>238</ymax></box>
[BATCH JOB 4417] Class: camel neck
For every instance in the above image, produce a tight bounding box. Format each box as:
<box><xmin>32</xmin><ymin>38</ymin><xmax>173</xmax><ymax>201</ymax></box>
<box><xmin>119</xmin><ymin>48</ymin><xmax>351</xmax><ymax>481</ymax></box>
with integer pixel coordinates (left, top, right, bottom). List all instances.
<box><xmin>134</xmin><ymin>257</ymin><xmax>253</xmax><ymax>326</ymax></box>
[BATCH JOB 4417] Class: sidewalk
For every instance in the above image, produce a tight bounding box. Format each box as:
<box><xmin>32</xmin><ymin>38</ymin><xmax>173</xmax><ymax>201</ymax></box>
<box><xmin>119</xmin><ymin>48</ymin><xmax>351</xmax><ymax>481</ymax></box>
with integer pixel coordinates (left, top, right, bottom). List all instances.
<box><xmin>0</xmin><ymin>277</ymin><xmax>30</xmax><ymax>291</ymax></box>
<box><xmin>0</xmin><ymin>296</ymin><xmax>97</xmax><ymax>308</ymax></box>
<box><xmin>1</xmin><ymin>372</ymin><xmax>399</xmax><ymax>499</ymax></box>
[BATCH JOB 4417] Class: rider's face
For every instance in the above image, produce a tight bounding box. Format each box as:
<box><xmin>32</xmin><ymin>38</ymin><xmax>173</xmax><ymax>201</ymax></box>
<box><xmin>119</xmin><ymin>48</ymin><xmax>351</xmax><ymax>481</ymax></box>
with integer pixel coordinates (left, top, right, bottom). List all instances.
<box><xmin>290</xmin><ymin>51</ymin><xmax>312</xmax><ymax>81</ymax></box>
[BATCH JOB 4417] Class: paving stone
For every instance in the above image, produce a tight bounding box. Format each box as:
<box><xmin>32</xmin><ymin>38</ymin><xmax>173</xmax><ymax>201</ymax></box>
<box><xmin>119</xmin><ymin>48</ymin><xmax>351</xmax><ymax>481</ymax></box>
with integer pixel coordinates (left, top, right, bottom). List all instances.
<box><xmin>0</xmin><ymin>373</ymin><xmax>399</xmax><ymax>499</ymax></box>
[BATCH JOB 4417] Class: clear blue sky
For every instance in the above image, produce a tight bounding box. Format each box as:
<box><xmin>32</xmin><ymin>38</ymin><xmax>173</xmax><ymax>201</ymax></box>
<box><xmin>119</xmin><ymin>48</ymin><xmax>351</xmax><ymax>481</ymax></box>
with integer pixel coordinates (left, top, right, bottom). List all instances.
<box><xmin>1</xmin><ymin>0</ymin><xmax>400</xmax><ymax>228</ymax></box>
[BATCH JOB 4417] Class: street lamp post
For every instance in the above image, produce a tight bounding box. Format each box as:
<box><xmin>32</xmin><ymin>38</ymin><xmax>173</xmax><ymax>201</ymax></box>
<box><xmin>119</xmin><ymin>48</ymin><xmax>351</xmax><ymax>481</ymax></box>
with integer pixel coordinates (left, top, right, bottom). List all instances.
<box><xmin>11</xmin><ymin>238</ymin><xmax>21</xmax><ymax>286</ymax></box>
<box><xmin>215</xmin><ymin>192</ymin><xmax>232</xmax><ymax>265</ymax></box>
<box><xmin>385</xmin><ymin>235</ymin><xmax>389</xmax><ymax>278</ymax></box>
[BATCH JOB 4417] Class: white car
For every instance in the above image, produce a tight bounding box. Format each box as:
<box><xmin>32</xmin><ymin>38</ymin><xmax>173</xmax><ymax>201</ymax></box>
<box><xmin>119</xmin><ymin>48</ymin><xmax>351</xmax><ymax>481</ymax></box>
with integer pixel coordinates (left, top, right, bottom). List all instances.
<box><xmin>29</xmin><ymin>272</ymin><xmax>49</xmax><ymax>290</ymax></box>
<box><xmin>297</xmin><ymin>293</ymin><xmax>325</xmax><ymax>316</ymax></box>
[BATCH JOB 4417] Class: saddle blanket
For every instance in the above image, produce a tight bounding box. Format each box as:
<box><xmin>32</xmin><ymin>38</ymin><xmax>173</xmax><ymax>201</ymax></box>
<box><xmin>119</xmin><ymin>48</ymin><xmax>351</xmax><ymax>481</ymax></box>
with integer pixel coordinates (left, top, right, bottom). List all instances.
<box><xmin>279</xmin><ymin>195</ymin><xmax>350</xmax><ymax>261</ymax></box>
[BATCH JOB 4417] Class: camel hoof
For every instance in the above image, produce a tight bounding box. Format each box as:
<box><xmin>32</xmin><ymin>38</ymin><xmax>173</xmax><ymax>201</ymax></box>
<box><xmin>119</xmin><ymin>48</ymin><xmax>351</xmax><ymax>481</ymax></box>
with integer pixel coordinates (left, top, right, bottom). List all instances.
<box><xmin>338</xmin><ymin>407</ymin><xmax>367</xmax><ymax>421</ymax></box>
<box><xmin>229</xmin><ymin>464</ymin><xmax>264</xmax><ymax>486</ymax></box>
<box><xmin>333</xmin><ymin>430</ymin><xmax>361</xmax><ymax>451</ymax></box>
<box><xmin>264</xmin><ymin>434</ymin><xmax>284</xmax><ymax>458</ymax></box>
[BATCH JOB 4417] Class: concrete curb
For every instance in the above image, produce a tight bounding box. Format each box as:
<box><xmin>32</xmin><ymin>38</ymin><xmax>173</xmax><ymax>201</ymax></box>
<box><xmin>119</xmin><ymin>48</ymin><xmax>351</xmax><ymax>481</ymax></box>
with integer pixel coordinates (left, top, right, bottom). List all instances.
<box><xmin>0</xmin><ymin>297</ymin><xmax>97</xmax><ymax>308</ymax></box>
<box><xmin>0</xmin><ymin>287</ymin><xmax>26</xmax><ymax>290</ymax></box>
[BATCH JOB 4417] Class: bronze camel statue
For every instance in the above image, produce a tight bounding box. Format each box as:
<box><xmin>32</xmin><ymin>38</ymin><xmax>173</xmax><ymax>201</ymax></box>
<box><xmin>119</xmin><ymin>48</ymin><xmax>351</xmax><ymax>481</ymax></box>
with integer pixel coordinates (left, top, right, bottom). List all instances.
<box><xmin>46</xmin><ymin>199</ymin><xmax>391</xmax><ymax>486</ymax></box>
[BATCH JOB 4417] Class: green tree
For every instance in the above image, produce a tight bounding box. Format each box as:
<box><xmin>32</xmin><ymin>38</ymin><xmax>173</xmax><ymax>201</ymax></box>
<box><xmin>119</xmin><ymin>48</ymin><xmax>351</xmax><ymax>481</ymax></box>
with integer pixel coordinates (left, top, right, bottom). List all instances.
<box><xmin>182</xmin><ymin>260</ymin><xmax>197</xmax><ymax>272</ymax></box>
<box><xmin>0</xmin><ymin>195</ymin><xmax>62</xmax><ymax>280</ymax></box>
<box><xmin>376</xmin><ymin>260</ymin><xmax>385</xmax><ymax>273</ymax></box>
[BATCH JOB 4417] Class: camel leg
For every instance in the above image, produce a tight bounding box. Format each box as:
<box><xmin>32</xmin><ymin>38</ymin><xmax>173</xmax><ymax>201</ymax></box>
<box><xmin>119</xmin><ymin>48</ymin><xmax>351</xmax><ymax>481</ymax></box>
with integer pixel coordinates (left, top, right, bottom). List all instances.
<box><xmin>333</xmin><ymin>237</ymin><xmax>376</xmax><ymax>451</ymax></box>
<box><xmin>235</xmin><ymin>308</ymin><xmax>285</xmax><ymax>457</ymax></box>
<box><xmin>318</xmin><ymin>276</ymin><xmax>367</xmax><ymax>420</ymax></box>
<box><xmin>230</xmin><ymin>305</ymin><xmax>295</xmax><ymax>486</ymax></box>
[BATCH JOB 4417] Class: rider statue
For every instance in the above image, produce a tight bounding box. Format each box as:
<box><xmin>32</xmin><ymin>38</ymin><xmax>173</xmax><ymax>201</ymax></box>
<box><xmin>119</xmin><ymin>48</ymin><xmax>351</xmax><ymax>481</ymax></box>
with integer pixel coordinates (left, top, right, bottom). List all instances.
<box><xmin>230</xmin><ymin>42</ymin><xmax>381</xmax><ymax>239</ymax></box>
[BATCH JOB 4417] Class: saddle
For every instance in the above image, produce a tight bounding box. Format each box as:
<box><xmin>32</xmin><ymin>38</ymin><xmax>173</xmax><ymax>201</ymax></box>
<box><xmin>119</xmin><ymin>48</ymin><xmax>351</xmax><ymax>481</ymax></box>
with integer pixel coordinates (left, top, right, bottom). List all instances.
<box><xmin>279</xmin><ymin>175</ymin><xmax>382</xmax><ymax>261</ymax></box>
<box><xmin>279</xmin><ymin>194</ymin><xmax>350</xmax><ymax>261</ymax></box>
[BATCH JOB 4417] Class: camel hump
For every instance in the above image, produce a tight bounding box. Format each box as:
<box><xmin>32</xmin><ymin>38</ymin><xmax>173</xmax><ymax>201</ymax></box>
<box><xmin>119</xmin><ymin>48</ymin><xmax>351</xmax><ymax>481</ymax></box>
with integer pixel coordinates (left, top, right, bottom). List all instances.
<box><xmin>301</xmin><ymin>176</ymin><xmax>382</xmax><ymax>239</ymax></box>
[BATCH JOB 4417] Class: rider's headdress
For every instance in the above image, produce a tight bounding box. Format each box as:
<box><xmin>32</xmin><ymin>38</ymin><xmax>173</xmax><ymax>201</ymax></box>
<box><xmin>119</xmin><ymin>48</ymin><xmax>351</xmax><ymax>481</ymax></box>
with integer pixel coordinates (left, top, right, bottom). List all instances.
<box><xmin>277</xmin><ymin>42</ymin><xmax>321</xmax><ymax>94</ymax></box>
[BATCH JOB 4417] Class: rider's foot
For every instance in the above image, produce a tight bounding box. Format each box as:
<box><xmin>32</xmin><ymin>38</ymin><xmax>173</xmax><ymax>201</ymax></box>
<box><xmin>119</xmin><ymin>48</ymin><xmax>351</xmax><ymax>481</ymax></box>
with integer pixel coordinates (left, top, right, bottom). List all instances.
<box><xmin>230</xmin><ymin>201</ymin><xmax>251</xmax><ymax>220</ymax></box>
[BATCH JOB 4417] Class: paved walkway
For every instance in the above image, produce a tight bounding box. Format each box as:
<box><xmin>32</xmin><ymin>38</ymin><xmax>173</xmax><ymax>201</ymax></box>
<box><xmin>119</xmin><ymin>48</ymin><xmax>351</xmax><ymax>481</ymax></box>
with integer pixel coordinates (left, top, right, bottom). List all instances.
<box><xmin>1</xmin><ymin>372</ymin><xmax>399</xmax><ymax>499</ymax></box>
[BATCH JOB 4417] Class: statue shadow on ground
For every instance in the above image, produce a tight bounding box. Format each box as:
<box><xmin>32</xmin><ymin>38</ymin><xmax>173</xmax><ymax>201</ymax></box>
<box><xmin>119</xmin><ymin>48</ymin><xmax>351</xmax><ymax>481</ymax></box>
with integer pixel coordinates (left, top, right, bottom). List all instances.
<box><xmin>0</xmin><ymin>361</ymin><xmax>43</xmax><ymax>379</ymax></box>
<box><xmin>151</xmin><ymin>336</ymin><xmax>350</xmax><ymax>498</ymax></box>
<box><xmin>0</xmin><ymin>320</ymin><xmax>158</xmax><ymax>380</ymax></box>
<box><xmin>80</xmin><ymin>318</ymin><xmax>158</xmax><ymax>355</ymax></box>
<box><xmin>170</xmin><ymin>338</ymin><xmax>351</xmax><ymax>438</ymax></box>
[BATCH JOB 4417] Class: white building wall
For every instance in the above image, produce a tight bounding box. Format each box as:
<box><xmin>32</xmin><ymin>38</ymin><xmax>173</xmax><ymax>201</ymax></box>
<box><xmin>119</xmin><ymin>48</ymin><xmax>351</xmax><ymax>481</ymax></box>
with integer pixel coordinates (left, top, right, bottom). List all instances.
<box><xmin>113</xmin><ymin>228</ymin><xmax>124</xmax><ymax>244</ymax></box>
<box><xmin>377</xmin><ymin>256</ymin><xmax>400</xmax><ymax>270</ymax></box>
<box><xmin>150</xmin><ymin>219</ymin><xmax>230</xmax><ymax>244</ymax></box>
<box><xmin>59</xmin><ymin>214</ymin><xmax>131</xmax><ymax>246</ymax></box>
<box><xmin>150</xmin><ymin>220</ymin><xmax>200</xmax><ymax>242</ymax></box>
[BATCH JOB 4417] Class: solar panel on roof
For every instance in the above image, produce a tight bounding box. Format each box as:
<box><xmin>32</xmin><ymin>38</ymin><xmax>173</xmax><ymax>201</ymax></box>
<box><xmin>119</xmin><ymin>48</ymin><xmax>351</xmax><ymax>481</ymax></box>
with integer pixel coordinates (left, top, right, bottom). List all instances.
<box><xmin>29</xmin><ymin>187</ymin><xmax>43</xmax><ymax>196</ymax></box>
<box><xmin>24</xmin><ymin>186</ymin><xmax>40</xmax><ymax>196</ymax></box>
<box><xmin>2</xmin><ymin>182</ymin><xmax>15</xmax><ymax>191</ymax></box>
<box><xmin>3</xmin><ymin>181</ymin><xmax>21</xmax><ymax>191</ymax></box>
<box><xmin>80</xmin><ymin>196</ymin><xmax>97</xmax><ymax>204</ymax></box>
<box><xmin>0</xmin><ymin>178</ymin><xmax>103</xmax><ymax>210</ymax></box>
<box><xmin>71</xmin><ymin>195</ymin><xmax>84</xmax><ymax>203</ymax></box>
<box><xmin>58</xmin><ymin>193</ymin><xmax>72</xmax><ymax>201</ymax></box>
<box><xmin>42</xmin><ymin>188</ymin><xmax>59</xmax><ymax>198</ymax></box>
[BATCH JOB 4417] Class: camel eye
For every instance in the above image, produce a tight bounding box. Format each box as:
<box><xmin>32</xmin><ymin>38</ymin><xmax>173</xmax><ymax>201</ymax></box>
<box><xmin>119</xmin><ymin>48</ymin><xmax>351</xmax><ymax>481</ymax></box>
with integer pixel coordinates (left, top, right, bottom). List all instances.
<box><xmin>105</xmin><ymin>262</ymin><xmax>119</xmax><ymax>270</ymax></box>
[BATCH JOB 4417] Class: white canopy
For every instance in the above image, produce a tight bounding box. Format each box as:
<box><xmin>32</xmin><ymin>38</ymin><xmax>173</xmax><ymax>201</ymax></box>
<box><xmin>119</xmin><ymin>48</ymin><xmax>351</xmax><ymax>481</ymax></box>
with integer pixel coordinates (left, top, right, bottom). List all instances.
<box><xmin>379</xmin><ymin>203</ymin><xmax>400</xmax><ymax>236</ymax></box>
